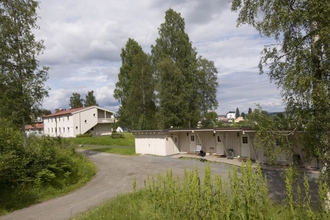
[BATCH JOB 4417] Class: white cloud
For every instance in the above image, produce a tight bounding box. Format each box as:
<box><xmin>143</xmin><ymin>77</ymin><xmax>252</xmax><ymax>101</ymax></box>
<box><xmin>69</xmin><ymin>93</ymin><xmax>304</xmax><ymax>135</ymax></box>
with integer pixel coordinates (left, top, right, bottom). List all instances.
<box><xmin>35</xmin><ymin>0</ymin><xmax>285</xmax><ymax>115</ymax></box>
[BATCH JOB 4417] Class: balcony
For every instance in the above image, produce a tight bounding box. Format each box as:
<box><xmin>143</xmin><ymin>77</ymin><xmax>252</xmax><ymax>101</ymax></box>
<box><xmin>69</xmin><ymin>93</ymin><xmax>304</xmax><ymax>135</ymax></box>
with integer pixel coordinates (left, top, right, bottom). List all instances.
<box><xmin>98</xmin><ymin>118</ymin><xmax>115</xmax><ymax>123</ymax></box>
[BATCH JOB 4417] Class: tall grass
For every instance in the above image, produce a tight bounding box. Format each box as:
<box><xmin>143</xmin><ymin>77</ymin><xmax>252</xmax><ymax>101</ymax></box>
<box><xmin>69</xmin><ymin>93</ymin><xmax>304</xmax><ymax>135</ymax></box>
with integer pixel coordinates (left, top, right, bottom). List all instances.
<box><xmin>73</xmin><ymin>160</ymin><xmax>328</xmax><ymax>220</ymax></box>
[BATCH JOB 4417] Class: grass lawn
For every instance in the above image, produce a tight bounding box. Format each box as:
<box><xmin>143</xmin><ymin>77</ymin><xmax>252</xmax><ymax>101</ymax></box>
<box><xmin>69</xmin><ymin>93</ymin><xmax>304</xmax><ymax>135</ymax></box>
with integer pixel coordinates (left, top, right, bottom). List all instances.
<box><xmin>70</xmin><ymin>132</ymin><xmax>137</xmax><ymax>155</ymax></box>
<box><xmin>69</xmin><ymin>132</ymin><xmax>135</xmax><ymax>147</ymax></box>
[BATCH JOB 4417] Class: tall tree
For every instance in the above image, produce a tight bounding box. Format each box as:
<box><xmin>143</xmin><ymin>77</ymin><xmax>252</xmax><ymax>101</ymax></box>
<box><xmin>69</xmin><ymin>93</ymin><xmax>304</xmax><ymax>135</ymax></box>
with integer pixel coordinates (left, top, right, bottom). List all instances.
<box><xmin>152</xmin><ymin>8</ymin><xmax>218</xmax><ymax>128</ymax></box>
<box><xmin>114</xmin><ymin>38</ymin><xmax>156</xmax><ymax>129</ymax></box>
<box><xmin>196</xmin><ymin>56</ymin><xmax>219</xmax><ymax>116</ymax></box>
<box><xmin>84</xmin><ymin>90</ymin><xmax>98</xmax><ymax>107</ymax></box>
<box><xmin>232</xmin><ymin>1</ymin><xmax>330</xmax><ymax>182</ymax></box>
<box><xmin>235</xmin><ymin>107</ymin><xmax>240</xmax><ymax>119</ymax></box>
<box><xmin>157</xmin><ymin>57</ymin><xmax>188</xmax><ymax>128</ymax></box>
<box><xmin>0</xmin><ymin>0</ymin><xmax>49</xmax><ymax>144</ymax></box>
<box><xmin>128</xmin><ymin>51</ymin><xmax>156</xmax><ymax>130</ymax></box>
<box><xmin>69</xmin><ymin>93</ymin><xmax>84</xmax><ymax>108</ymax></box>
<box><xmin>151</xmin><ymin>9</ymin><xmax>200</xmax><ymax>128</ymax></box>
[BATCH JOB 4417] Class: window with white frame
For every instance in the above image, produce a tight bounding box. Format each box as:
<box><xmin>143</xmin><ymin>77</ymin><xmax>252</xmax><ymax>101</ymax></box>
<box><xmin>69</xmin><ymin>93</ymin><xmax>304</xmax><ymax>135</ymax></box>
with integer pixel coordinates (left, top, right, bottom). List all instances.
<box><xmin>242</xmin><ymin>137</ymin><xmax>248</xmax><ymax>144</ymax></box>
<box><xmin>190</xmin><ymin>135</ymin><xmax>195</xmax><ymax>142</ymax></box>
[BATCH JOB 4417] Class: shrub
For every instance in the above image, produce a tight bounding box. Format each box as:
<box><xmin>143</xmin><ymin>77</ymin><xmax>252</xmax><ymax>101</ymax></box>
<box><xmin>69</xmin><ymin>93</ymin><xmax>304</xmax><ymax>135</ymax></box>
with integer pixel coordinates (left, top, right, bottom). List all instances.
<box><xmin>0</xmin><ymin>124</ymin><xmax>96</xmax><ymax>214</ymax></box>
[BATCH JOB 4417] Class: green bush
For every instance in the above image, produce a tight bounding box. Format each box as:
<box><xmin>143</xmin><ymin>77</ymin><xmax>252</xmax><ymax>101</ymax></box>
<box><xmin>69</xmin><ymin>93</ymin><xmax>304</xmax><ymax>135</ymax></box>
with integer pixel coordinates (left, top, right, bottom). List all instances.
<box><xmin>0</xmin><ymin>121</ymin><xmax>96</xmax><ymax>215</ymax></box>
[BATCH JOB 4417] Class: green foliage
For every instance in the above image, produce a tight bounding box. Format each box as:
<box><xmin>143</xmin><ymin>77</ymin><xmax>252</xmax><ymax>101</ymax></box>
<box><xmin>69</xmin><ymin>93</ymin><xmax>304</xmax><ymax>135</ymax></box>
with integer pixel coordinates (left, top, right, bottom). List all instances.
<box><xmin>84</xmin><ymin>90</ymin><xmax>98</xmax><ymax>107</ymax></box>
<box><xmin>69</xmin><ymin>93</ymin><xmax>84</xmax><ymax>108</ymax></box>
<box><xmin>114</xmin><ymin>38</ymin><xmax>156</xmax><ymax>130</ymax></box>
<box><xmin>0</xmin><ymin>124</ymin><xmax>96</xmax><ymax>214</ymax></box>
<box><xmin>196</xmin><ymin>56</ymin><xmax>219</xmax><ymax>116</ymax></box>
<box><xmin>113</xmin><ymin>9</ymin><xmax>218</xmax><ymax>130</ymax></box>
<box><xmin>157</xmin><ymin>57</ymin><xmax>189</xmax><ymax>128</ymax></box>
<box><xmin>75</xmin><ymin>161</ymin><xmax>329</xmax><ymax>219</ymax></box>
<box><xmin>246</xmin><ymin>105</ymin><xmax>297</xmax><ymax>165</ymax></box>
<box><xmin>235</xmin><ymin>107</ymin><xmax>240</xmax><ymax>119</ymax></box>
<box><xmin>151</xmin><ymin>9</ymin><xmax>218</xmax><ymax>128</ymax></box>
<box><xmin>231</xmin><ymin>0</ymin><xmax>330</xmax><ymax>185</ymax></box>
<box><xmin>200</xmin><ymin>111</ymin><xmax>218</xmax><ymax>128</ymax></box>
<box><xmin>0</xmin><ymin>0</ymin><xmax>49</xmax><ymax>132</ymax></box>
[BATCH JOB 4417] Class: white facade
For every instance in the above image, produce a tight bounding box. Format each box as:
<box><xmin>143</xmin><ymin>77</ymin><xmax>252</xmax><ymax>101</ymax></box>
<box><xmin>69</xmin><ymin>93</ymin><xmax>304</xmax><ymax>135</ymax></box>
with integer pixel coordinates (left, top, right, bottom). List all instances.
<box><xmin>134</xmin><ymin>131</ymin><xmax>180</xmax><ymax>156</ymax></box>
<box><xmin>43</xmin><ymin>106</ymin><xmax>115</xmax><ymax>137</ymax></box>
<box><xmin>226</xmin><ymin>111</ymin><xmax>236</xmax><ymax>121</ymax></box>
<box><xmin>132</xmin><ymin>128</ymin><xmax>318</xmax><ymax>168</ymax></box>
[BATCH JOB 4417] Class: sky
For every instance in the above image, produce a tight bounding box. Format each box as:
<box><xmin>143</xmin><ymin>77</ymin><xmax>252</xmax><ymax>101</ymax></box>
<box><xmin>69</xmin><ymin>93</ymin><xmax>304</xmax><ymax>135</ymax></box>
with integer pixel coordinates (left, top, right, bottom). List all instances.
<box><xmin>34</xmin><ymin>0</ymin><xmax>285</xmax><ymax>115</ymax></box>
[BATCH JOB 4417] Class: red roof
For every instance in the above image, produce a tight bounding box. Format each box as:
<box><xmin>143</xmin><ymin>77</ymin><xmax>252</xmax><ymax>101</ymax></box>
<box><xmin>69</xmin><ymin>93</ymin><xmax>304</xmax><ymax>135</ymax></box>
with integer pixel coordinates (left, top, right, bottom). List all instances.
<box><xmin>43</xmin><ymin>107</ymin><xmax>84</xmax><ymax>118</ymax></box>
<box><xmin>25</xmin><ymin>123</ymin><xmax>44</xmax><ymax>130</ymax></box>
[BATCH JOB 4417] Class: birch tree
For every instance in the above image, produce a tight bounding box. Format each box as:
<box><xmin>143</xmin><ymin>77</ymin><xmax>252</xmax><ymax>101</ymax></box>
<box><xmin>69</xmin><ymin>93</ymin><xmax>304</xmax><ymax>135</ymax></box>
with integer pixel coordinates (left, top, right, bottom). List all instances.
<box><xmin>0</xmin><ymin>0</ymin><xmax>49</xmax><ymax>145</ymax></box>
<box><xmin>114</xmin><ymin>38</ymin><xmax>156</xmax><ymax>129</ymax></box>
<box><xmin>232</xmin><ymin>0</ymin><xmax>330</xmax><ymax>186</ymax></box>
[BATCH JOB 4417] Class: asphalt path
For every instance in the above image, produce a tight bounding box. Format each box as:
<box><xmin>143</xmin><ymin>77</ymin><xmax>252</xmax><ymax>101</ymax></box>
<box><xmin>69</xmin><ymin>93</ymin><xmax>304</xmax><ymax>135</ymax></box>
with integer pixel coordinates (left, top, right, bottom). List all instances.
<box><xmin>0</xmin><ymin>151</ymin><xmax>320</xmax><ymax>220</ymax></box>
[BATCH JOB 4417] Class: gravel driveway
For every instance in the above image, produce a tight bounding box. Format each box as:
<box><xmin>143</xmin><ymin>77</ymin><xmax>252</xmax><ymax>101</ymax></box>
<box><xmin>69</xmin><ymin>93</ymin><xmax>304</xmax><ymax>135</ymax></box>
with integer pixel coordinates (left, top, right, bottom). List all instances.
<box><xmin>0</xmin><ymin>151</ymin><xmax>320</xmax><ymax>220</ymax></box>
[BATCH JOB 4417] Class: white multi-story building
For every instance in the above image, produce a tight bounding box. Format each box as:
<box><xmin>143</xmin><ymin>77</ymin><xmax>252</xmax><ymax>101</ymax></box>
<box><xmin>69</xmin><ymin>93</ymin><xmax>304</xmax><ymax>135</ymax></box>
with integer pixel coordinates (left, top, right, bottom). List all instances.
<box><xmin>43</xmin><ymin>106</ymin><xmax>115</xmax><ymax>137</ymax></box>
<box><xmin>226</xmin><ymin>111</ymin><xmax>236</xmax><ymax>122</ymax></box>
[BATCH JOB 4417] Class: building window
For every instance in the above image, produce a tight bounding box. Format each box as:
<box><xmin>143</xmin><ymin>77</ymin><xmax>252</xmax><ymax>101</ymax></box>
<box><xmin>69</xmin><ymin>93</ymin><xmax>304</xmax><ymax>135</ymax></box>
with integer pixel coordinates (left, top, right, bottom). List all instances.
<box><xmin>217</xmin><ymin>136</ymin><xmax>221</xmax><ymax>142</ymax></box>
<box><xmin>48</xmin><ymin>128</ymin><xmax>50</xmax><ymax>133</ymax></box>
<box><xmin>85</xmin><ymin>120</ymin><xmax>87</xmax><ymax>123</ymax></box>
<box><xmin>51</xmin><ymin>118</ymin><xmax>53</xmax><ymax>122</ymax></box>
<box><xmin>63</xmin><ymin>127</ymin><xmax>65</xmax><ymax>133</ymax></box>
<box><xmin>68</xmin><ymin>127</ymin><xmax>70</xmax><ymax>133</ymax></box>
<box><xmin>67</xmin><ymin>116</ymin><xmax>69</xmax><ymax>121</ymax></box>
<box><xmin>51</xmin><ymin>128</ymin><xmax>53</xmax><ymax>132</ymax></box>
<box><xmin>59</xmin><ymin>127</ymin><xmax>61</xmax><ymax>133</ymax></box>
<box><xmin>190</xmin><ymin>135</ymin><xmax>195</xmax><ymax>142</ymax></box>
<box><xmin>242</xmin><ymin>137</ymin><xmax>248</xmax><ymax>144</ymax></box>
<box><xmin>76</xmin><ymin>126</ymin><xmax>78</xmax><ymax>129</ymax></box>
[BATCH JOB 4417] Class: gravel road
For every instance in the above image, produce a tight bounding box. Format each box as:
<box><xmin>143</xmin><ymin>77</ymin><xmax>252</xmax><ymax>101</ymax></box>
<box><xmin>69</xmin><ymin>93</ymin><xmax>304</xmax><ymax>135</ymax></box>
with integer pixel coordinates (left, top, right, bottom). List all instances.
<box><xmin>0</xmin><ymin>151</ymin><xmax>319</xmax><ymax>220</ymax></box>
